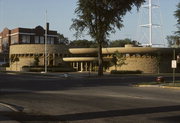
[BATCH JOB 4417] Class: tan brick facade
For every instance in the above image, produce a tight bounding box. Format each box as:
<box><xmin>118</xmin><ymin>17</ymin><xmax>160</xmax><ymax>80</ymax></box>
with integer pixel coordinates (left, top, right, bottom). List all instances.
<box><xmin>8</xmin><ymin>44</ymin><xmax>180</xmax><ymax>73</ymax></box>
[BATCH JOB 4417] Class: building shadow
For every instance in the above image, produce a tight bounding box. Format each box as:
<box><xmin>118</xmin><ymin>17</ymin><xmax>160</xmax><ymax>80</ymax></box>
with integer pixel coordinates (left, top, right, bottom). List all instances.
<box><xmin>1</xmin><ymin>105</ymin><xmax>180</xmax><ymax>122</ymax></box>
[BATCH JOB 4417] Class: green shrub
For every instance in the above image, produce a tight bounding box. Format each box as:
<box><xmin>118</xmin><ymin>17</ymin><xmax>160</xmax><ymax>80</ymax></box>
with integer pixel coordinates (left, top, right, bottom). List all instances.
<box><xmin>22</xmin><ymin>66</ymin><xmax>75</xmax><ymax>72</ymax></box>
<box><xmin>1</xmin><ymin>63</ymin><xmax>9</xmax><ymax>67</ymax></box>
<box><xmin>110</xmin><ymin>70</ymin><xmax>142</xmax><ymax>74</ymax></box>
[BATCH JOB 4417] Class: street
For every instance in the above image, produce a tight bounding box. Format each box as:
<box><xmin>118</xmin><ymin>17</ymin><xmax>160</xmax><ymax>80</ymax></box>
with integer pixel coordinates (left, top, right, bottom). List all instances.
<box><xmin>0</xmin><ymin>72</ymin><xmax>180</xmax><ymax>123</ymax></box>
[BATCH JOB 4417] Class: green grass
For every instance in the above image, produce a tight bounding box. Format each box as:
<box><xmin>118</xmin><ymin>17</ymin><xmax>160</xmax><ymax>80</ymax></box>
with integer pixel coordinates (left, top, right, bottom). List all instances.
<box><xmin>137</xmin><ymin>82</ymin><xmax>162</xmax><ymax>85</ymax></box>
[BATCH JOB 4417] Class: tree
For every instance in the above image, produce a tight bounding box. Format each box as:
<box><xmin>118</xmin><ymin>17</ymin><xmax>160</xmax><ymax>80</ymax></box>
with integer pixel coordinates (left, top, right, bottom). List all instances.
<box><xmin>69</xmin><ymin>39</ymin><xmax>108</xmax><ymax>48</ymax></box>
<box><xmin>57</xmin><ymin>33</ymin><xmax>69</xmax><ymax>45</ymax></box>
<box><xmin>69</xmin><ymin>39</ymin><xmax>96</xmax><ymax>48</ymax></box>
<box><xmin>34</xmin><ymin>55</ymin><xmax>40</xmax><ymax>66</ymax></box>
<box><xmin>174</xmin><ymin>2</ymin><xmax>180</xmax><ymax>36</ymax></box>
<box><xmin>109</xmin><ymin>38</ymin><xmax>140</xmax><ymax>47</ymax></box>
<box><xmin>167</xmin><ymin>35</ymin><xmax>180</xmax><ymax>47</ymax></box>
<box><xmin>11</xmin><ymin>56</ymin><xmax>19</xmax><ymax>71</ymax></box>
<box><xmin>71</xmin><ymin>0</ymin><xmax>145</xmax><ymax>76</ymax></box>
<box><xmin>166</xmin><ymin>2</ymin><xmax>180</xmax><ymax>47</ymax></box>
<box><xmin>111</xmin><ymin>51</ymin><xmax>126</xmax><ymax>70</ymax></box>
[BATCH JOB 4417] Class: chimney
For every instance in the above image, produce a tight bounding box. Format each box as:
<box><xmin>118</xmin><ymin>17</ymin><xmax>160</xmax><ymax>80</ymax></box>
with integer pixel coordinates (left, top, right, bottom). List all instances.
<box><xmin>46</xmin><ymin>22</ymin><xmax>49</xmax><ymax>32</ymax></box>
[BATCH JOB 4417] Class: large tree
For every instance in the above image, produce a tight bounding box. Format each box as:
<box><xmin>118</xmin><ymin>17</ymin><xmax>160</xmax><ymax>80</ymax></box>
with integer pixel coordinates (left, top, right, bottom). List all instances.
<box><xmin>71</xmin><ymin>0</ymin><xmax>145</xmax><ymax>76</ymax></box>
<box><xmin>69</xmin><ymin>39</ymin><xmax>96</xmax><ymax>48</ymax></box>
<box><xmin>109</xmin><ymin>38</ymin><xmax>140</xmax><ymax>47</ymax></box>
<box><xmin>57</xmin><ymin>33</ymin><xmax>69</xmax><ymax>45</ymax></box>
<box><xmin>166</xmin><ymin>35</ymin><xmax>180</xmax><ymax>47</ymax></box>
<box><xmin>175</xmin><ymin>2</ymin><xmax>180</xmax><ymax>25</ymax></box>
<box><xmin>167</xmin><ymin>2</ymin><xmax>180</xmax><ymax>47</ymax></box>
<box><xmin>174</xmin><ymin>2</ymin><xmax>180</xmax><ymax>35</ymax></box>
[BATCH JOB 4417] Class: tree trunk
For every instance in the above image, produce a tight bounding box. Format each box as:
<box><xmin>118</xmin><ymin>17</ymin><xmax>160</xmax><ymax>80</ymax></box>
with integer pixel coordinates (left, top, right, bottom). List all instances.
<box><xmin>98</xmin><ymin>42</ymin><xmax>103</xmax><ymax>76</ymax></box>
<box><xmin>115</xmin><ymin>65</ymin><xmax>117</xmax><ymax>71</ymax></box>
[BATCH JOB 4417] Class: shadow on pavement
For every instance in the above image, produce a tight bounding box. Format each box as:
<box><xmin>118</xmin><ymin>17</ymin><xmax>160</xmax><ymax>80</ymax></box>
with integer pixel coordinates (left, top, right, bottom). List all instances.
<box><xmin>1</xmin><ymin>72</ymin><xmax>178</xmax><ymax>93</ymax></box>
<box><xmin>153</xmin><ymin>115</ymin><xmax>180</xmax><ymax>123</ymax></box>
<box><xmin>0</xmin><ymin>73</ymin><xmax>157</xmax><ymax>93</ymax></box>
<box><xmin>1</xmin><ymin>105</ymin><xmax>180</xmax><ymax>122</ymax></box>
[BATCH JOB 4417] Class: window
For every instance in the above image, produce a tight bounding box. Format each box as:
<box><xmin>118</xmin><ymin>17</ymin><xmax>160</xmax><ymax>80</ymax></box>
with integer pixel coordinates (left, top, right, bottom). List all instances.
<box><xmin>27</xmin><ymin>36</ymin><xmax>30</xmax><ymax>43</ymax></box>
<box><xmin>11</xmin><ymin>35</ymin><xmax>18</xmax><ymax>44</ymax></box>
<box><xmin>47</xmin><ymin>37</ymin><xmax>51</xmax><ymax>44</ymax></box>
<box><xmin>51</xmin><ymin>37</ymin><xmax>54</xmax><ymax>44</ymax></box>
<box><xmin>47</xmin><ymin>37</ymin><xmax>54</xmax><ymax>44</ymax></box>
<box><xmin>35</xmin><ymin>36</ymin><xmax>39</xmax><ymax>44</ymax></box>
<box><xmin>22</xmin><ymin>35</ymin><xmax>30</xmax><ymax>44</ymax></box>
<box><xmin>2</xmin><ymin>38</ymin><xmax>9</xmax><ymax>52</ymax></box>
<box><xmin>40</xmin><ymin>36</ymin><xmax>44</xmax><ymax>44</ymax></box>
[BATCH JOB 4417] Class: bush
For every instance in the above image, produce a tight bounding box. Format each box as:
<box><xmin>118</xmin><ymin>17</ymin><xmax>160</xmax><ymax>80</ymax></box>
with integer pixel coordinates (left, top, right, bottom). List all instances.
<box><xmin>110</xmin><ymin>70</ymin><xmax>142</xmax><ymax>74</ymax></box>
<box><xmin>22</xmin><ymin>66</ymin><xmax>75</xmax><ymax>72</ymax></box>
<box><xmin>1</xmin><ymin>63</ymin><xmax>9</xmax><ymax>67</ymax></box>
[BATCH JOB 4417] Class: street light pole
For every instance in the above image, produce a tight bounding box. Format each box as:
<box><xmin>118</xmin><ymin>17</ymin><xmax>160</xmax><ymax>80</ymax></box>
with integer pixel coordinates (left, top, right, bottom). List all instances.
<box><xmin>173</xmin><ymin>48</ymin><xmax>176</xmax><ymax>85</ymax></box>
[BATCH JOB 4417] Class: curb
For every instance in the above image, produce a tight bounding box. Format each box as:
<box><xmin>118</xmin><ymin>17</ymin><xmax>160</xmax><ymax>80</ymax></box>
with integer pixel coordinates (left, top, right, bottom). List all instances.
<box><xmin>137</xmin><ymin>85</ymin><xmax>160</xmax><ymax>88</ymax></box>
<box><xmin>161</xmin><ymin>86</ymin><xmax>180</xmax><ymax>90</ymax></box>
<box><xmin>136</xmin><ymin>84</ymin><xmax>180</xmax><ymax>90</ymax></box>
<box><xmin>0</xmin><ymin>102</ymin><xmax>24</xmax><ymax>112</ymax></box>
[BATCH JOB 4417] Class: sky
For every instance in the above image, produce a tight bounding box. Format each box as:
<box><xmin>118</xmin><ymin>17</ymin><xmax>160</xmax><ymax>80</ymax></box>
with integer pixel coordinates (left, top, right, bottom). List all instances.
<box><xmin>0</xmin><ymin>0</ymin><xmax>179</xmax><ymax>46</ymax></box>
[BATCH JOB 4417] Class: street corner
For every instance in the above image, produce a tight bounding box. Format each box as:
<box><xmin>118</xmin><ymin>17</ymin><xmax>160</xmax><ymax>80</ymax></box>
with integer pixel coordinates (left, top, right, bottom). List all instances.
<box><xmin>0</xmin><ymin>102</ymin><xmax>24</xmax><ymax>123</ymax></box>
<box><xmin>0</xmin><ymin>102</ymin><xmax>24</xmax><ymax>112</ymax></box>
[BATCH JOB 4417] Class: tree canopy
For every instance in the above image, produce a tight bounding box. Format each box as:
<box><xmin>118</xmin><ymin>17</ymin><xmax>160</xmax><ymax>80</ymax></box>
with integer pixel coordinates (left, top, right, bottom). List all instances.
<box><xmin>174</xmin><ymin>2</ymin><xmax>180</xmax><ymax>35</ymax></box>
<box><xmin>167</xmin><ymin>2</ymin><xmax>180</xmax><ymax>47</ymax></box>
<box><xmin>109</xmin><ymin>38</ymin><xmax>141</xmax><ymax>47</ymax></box>
<box><xmin>69</xmin><ymin>39</ymin><xmax>96</xmax><ymax>48</ymax></box>
<box><xmin>175</xmin><ymin>2</ymin><xmax>180</xmax><ymax>25</ymax></box>
<box><xmin>57</xmin><ymin>33</ymin><xmax>69</xmax><ymax>45</ymax></box>
<box><xmin>167</xmin><ymin>35</ymin><xmax>180</xmax><ymax>48</ymax></box>
<box><xmin>71</xmin><ymin>0</ymin><xmax>145</xmax><ymax>76</ymax></box>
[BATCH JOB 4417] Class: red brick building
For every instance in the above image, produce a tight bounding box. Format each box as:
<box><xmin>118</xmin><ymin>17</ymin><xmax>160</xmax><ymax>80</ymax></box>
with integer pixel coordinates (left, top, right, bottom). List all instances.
<box><xmin>0</xmin><ymin>23</ymin><xmax>58</xmax><ymax>53</ymax></box>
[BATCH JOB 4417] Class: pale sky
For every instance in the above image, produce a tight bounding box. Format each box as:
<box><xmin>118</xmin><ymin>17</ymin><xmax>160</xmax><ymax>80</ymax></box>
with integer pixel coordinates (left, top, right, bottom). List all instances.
<box><xmin>0</xmin><ymin>0</ymin><xmax>179</xmax><ymax>46</ymax></box>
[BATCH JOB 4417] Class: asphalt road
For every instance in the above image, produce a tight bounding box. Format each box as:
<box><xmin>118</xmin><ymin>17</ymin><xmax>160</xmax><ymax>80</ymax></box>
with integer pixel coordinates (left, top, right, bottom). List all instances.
<box><xmin>0</xmin><ymin>72</ymin><xmax>180</xmax><ymax>123</ymax></box>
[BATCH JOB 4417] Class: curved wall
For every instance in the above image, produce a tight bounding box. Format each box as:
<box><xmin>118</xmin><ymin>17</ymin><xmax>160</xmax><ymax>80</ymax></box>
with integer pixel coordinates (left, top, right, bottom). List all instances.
<box><xmin>9</xmin><ymin>44</ymin><xmax>178</xmax><ymax>73</ymax></box>
<box><xmin>69</xmin><ymin>47</ymin><xmax>177</xmax><ymax>54</ymax></box>
<box><xmin>10</xmin><ymin>44</ymin><xmax>69</xmax><ymax>54</ymax></box>
<box><xmin>9</xmin><ymin>44</ymin><xmax>68</xmax><ymax>71</ymax></box>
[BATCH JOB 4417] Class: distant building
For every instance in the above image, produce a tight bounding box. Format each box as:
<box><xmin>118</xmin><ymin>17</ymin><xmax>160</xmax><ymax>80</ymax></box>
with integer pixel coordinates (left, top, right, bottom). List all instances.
<box><xmin>0</xmin><ymin>23</ymin><xmax>58</xmax><ymax>53</ymax></box>
<box><xmin>0</xmin><ymin>23</ymin><xmax>66</xmax><ymax>71</ymax></box>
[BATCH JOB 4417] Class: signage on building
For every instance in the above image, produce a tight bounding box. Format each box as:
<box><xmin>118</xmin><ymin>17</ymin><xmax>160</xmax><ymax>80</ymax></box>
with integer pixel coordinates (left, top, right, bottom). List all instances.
<box><xmin>171</xmin><ymin>60</ymin><xmax>177</xmax><ymax>68</ymax></box>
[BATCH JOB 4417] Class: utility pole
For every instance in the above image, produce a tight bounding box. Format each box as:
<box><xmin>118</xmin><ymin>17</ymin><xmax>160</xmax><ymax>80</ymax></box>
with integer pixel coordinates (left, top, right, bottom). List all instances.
<box><xmin>149</xmin><ymin>0</ymin><xmax>152</xmax><ymax>46</ymax></box>
<box><xmin>140</xmin><ymin>0</ymin><xmax>161</xmax><ymax>46</ymax></box>
<box><xmin>172</xmin><ymin>49</ymin><xmax>176</xmax><ymax>85</ymax></box>
<box><xmin>44</xmin><ymin>10</ymin><xmax>48</xmax><ymax>73</ymax></box>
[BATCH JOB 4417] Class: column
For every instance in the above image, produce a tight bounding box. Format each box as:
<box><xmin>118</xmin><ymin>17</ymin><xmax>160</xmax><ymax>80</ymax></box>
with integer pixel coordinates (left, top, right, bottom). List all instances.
<box><xmin>53</xmin><ymin>53</ymin><xmax>56</xmax><ymax>66</ymax></box>
<box><xmin>81</xmin><ymin>62</ymin><xmax>83</xmax><ymax>72</ymax></box>
<box><xmin>76</xmin><ymin>62</ymin><xmax>79</xmax><ymax>71</ymax></box>
<box><xmin>85</xmin><ymin>62</ymin><xmax>88</xmax><ymax>71</ymax></box>
<box><xmin>90</xmin><ymin>62</ymin><xmax>92</xmax><ymax>72</ymax></box>
<box><xmin>47</xmin><ymin>53</ymin><xmax>49</xmax><ymax>66</ymax></box>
